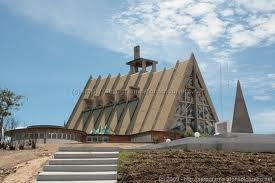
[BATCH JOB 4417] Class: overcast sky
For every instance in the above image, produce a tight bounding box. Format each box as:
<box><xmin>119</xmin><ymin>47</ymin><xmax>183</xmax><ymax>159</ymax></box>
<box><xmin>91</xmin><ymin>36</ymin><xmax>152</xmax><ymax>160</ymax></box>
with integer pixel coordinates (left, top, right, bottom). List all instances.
<box><xmin>0</xmin><ymin>0</ymin><xmax>274</xmax><ymax>133</ymax></box>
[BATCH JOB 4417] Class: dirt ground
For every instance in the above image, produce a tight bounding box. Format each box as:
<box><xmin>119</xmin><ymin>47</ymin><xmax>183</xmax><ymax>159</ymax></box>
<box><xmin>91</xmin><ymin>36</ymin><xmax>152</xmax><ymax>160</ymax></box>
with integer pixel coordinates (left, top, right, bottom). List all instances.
<box><xmin>0</xmin><ymin>144</ymin><xmax>59</xmax><ymax>183</ymax></box>
<box><xmin>60</xmin><ymin>142</ymin><xmax>147</xmax><ymax>149</ymax></box>
<box><xmin>5</xmin><ymin>143</ymin><xmax>273</xmax><ymax>183</ymax></box>
<box><xmin>0</xmin><ymin>142</ymin><xmax>145</xmax><ymax>183</ymax></box>
<box><xmin>118</xmin><ymin>149</ymin><xmax>275</xmax><ymax>183</ymax></box>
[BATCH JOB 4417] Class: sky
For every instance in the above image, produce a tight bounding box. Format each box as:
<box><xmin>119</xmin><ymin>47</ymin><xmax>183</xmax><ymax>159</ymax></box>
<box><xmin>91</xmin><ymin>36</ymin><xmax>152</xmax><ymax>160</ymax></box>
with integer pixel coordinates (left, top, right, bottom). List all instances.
<box><xmin>0</xmin><ymin>0</ymin><xmax>274</xmax><ymax>134</ymax></box>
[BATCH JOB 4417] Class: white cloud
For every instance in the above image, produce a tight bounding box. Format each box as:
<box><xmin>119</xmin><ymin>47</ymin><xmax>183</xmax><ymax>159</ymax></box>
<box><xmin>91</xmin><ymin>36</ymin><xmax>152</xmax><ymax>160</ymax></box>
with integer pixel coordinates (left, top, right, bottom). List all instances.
<box><xmin>2</xmin><ymin>0</ymin><xmax>275</xmax><ymax>60</ymax></box>
<box><xmin>221</xmin><ymin>9</ymin><xmax>234</xmax><ymax>17</ymax></box>
<box><xmin>109</xmin><ymin>0</ymin><xmax>275</xmax><ymax>65</ymax></box>
<box><xmin>1</xmin><ymin>0</ymin><xmax>275</xmax><ymax>119</ymax></box>
<box><xmin>227</xmin><ymin>14</ymin><xmax>275</xmax><ymax>48</ymax></box>
<box><xmin>230</xmin><ymin>31</ymin><xmax>260</xmax><ymax>48</ymax></box>
<box><xmin>226</xmin><ymin>66</ymin><xmax>275</xmax><ymax>101</ymax></box>
<box><xmin>188</xmin><ymin>13</ymin><xmax>225</xmax><ymax>49</ymax></box>
<box><xmin>236</xmin><ymin>0</ymin><xmax>275</xmax><ymax>13</ymax></box>
<box><xmin>186</xmin><ymin>2</ymin><xmax>216</xmax><ymax>17</ymax></box>
<box><xmin>227</xmin><ymin>24</ymin><xmax>244</xmax><ymax>34</ymax></box>
<box><xmin>158</xmin><ymin>0</ymin><xmax>192</xmax><ymax>10</ymax></box>
<box><xmin>253</xmin><ymin>95</ymin><xmax>272</xmax><ymax>101</ymax></box>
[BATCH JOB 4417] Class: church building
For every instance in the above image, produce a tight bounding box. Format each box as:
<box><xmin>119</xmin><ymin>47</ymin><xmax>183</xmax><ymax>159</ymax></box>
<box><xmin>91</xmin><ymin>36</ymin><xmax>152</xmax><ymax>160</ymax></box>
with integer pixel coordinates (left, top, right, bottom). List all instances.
<box><xmin>66</xmin><ymin>46</ymin><xmax>219</xmax><ymax>136</ymax></box>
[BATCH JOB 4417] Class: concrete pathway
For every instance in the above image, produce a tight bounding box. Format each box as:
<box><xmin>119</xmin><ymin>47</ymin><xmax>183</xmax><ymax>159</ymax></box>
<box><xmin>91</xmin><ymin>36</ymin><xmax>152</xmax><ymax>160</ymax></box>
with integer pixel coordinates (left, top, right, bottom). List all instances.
<box><xmin>36</xmin><ymin>146</ymin><xmax>119</xmax><ymax>183</ymax></box>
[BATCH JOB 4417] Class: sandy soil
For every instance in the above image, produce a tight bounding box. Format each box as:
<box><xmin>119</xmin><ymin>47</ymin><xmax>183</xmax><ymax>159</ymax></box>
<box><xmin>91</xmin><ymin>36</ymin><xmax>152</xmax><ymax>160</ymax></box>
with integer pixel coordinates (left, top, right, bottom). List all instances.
<box><xmin>3</xmin><ymin>157</ymin><xmax>49</xmax><ymax>183</ymax></box>
<box><xmin>118</xmin><ymin>149</ymin><xmax>275</xmax><ymax>183</ymax></box>
<box><xmin>0</xmin><ymin>144</ymin><xmax>59</xmax><ymax>183</ymax></box>
<box><xmin>60</xmin><ymin>142</ymin><xmax>148</xmax><ymax>149</ymax></box>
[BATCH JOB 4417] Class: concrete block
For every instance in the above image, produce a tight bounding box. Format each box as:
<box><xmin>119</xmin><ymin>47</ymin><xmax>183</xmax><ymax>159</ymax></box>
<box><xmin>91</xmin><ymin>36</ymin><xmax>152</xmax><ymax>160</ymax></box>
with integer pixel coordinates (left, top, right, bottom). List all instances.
<box><xmin>137</xmin><ymin>134</ymin><xmax>275</xmax><ymax>153</ymax></box>
<box><xmin>37</xmin><ymin>171</ymin><xmax>117</xmax><ymax>181</ymax></box>
<box><xmin>49</xmin><ymin>158</ymin><xmax>118</xmax><ymax>165</ymax></box>
<box><xmin>54</xmin><ymin>152</ymin><xmax>119</xmax><ymax>159</ymax></box>
<box><xmin>221</xmin><ymin>143</ymin><xmax>275</xmax><ymax>153</ymax></box>
<box><xmin>43</xmin><ymin>165</ymin><xmax>117</xmax><ymax>172</ymax></box>
<box><xmin>37</xmin><ymin>181</ymin><xmax>117</xmax><ymax>183</ymax></box>
<box><xmin>59</xmin><ymin>147</ymin><xmax>120</xmax><ymax>152</ymax></box>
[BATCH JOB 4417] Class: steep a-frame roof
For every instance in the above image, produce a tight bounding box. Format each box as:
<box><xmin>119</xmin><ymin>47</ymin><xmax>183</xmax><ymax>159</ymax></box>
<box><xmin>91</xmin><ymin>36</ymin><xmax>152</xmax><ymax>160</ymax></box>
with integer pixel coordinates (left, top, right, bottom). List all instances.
<box><xmin>66</xmin><ymin>52</ymin><xmax>218</xmax><ymax>135</ymax></box>
<box><xmin>231</xmin><ymin>80</ymin><xmax>253</xmax><ymax>133</ymax></box>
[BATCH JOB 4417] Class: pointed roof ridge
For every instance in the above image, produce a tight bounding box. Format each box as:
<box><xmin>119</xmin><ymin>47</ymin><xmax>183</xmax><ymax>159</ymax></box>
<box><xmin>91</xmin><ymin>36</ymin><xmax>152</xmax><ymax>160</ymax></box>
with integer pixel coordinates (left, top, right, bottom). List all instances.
<box><xmin>188</xmin><ymin>52</ymin><xmax>199</xmax><ymax>69</ymax></box>
<box><xmin>189</xmin><ymin>52</ymin><xmax>195</xmax><ymax>61</ymax></box>
<box><xmin>231</xmin><ymin>80</ymin><xmax>253</xmax><ymax>133</ymax></box>
<box><xmin>166</xmin><ymin>53</ymin><xmax>219</xmax><ymax>131</ymax></box>
<box><xmin>67</xmin><ymin>52</ymin><xmax>219</xmax><ymax>134</ymax></box>
<box><xmin>237</xmin><ymin>79</ymin><xmax>241</xmax><ymax>86</ymax></box>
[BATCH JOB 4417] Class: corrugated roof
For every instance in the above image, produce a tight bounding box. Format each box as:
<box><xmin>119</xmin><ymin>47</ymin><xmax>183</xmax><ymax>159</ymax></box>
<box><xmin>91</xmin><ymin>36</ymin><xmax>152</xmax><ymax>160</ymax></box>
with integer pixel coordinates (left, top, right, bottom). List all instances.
<box><xmin>66</xmin><ymin>55</ymin><xmax>218</xmax><ymax>135</ymax></box>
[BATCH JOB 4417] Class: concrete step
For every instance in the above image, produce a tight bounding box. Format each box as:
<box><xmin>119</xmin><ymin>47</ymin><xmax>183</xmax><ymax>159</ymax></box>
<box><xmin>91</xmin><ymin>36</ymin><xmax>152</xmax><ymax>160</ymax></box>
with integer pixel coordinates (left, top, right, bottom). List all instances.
<box><xmin>37</xmin><ymin>171</ymin><xmax>117</xmax><ymax>181</ymax></box>
<box><xmin>43</xmin><ymin>164</ymin><xmax>117</xmax><ymax>172</ymax></box>
<box><xmin>54</xmin><ymin>152</ymin><xmax>119</xmax><ymax>159</ymax></box>
<box><xmin>37</xmin><ymin>146</ymin><xmax>120</xmax><ymax>182</ymax></box>
<box><xmin>37</xmin><ymin>181</ymin><xmax>117</xmax><ymax>183</ymax></box>
<box><xmin>59</xmin><ymin>147</ymin><xmax>120</xmax><ymax>152</ymax></box>
<box><xmin>49</xmin><ymin>158</ymin><xmax>118</xmax><ymax>165</ymax></box>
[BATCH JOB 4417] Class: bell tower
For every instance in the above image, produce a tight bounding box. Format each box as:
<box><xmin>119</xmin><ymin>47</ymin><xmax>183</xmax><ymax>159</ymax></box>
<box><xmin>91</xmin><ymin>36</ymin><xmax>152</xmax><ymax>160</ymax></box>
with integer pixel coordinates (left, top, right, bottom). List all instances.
<box><xmin>127</xmin><ymin>45</ymin><xmax>158</xmax><ymax>74</ymax></box>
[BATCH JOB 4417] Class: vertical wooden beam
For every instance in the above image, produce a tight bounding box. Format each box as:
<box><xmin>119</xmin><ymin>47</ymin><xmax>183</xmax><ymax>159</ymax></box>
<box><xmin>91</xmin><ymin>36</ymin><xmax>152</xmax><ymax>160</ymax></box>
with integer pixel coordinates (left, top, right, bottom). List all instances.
<box><xmin>152</xmin><ymin>61</ymin><xmax>180</xmax><ymax>130</ymax></box>
<box><xmin>114</xmin><ymin>71</ymin><xmax>141</xmax><ymax>134</ymax></box>
<box><xmin>99</xmin><ymin>74</ymin><xmax>111</xmax><ymax>96</ymax></box>
<box><xmin>88</xmin><ymin>75</ymin><xmax>102</xmax><ymax>99</ymax></box>
<box><xmin>122</xmin><ymin>73</ymin><xmax>131</xmax><ymax>90</ymax></box>
<box><xmin>139</xmin><ymin>68</ymin><xmax>167</xmax><ymax>132</ymax></box>
<box><xmin>152</xmin><ymin>62</ymin><xmax>156</xmax><ymax>72</ymax></box>
<box><xmin>192</xmin><ymin>59</ymin><xmax>198</xmax><ymax>132</ymax></box>
<box><xmin>66</xmin><ymin>75</ymin><xmax>92</xmax><ymax>129</ymax></box>
<box><xmin>142</xmin><ymin>61</ymin><xmax>146</xmax><ymax>73</ymax></box>
<box><xmin>126</xmin><ymin>70</ymin><xmax>153</xmax><ymax>134</ymax></box>
<box><xmin>111</xmin><ymin>73</ymin><xmax>121</xmax><ymax>91</ymax></box>
<box><xmin>93</xmin><ymin>74</ymin><xmax>112</xmax><ymax>129</ymax></box>
<box><xmin>134</xmin><ymin>71</ymin><xmax>142</xmax><ymax>87</ymax></box>
<box><xmin>80</xmin><ymin>75</ymin><xmax>102</xmax><ymax>132</ymax></box>
<box><xmin>104</xmin><ymin>73</ymin><xmax>121</xmax><ymax>128</ymax></box>
<box><xmin>107</xmin><ymin>72</ymin><xmax>132</xmax><ymax>133</ymax></box>
<box><xmin>73</xmin><ymin>75</ymin><xmax>101</xmax><ymax>130</ymax></box>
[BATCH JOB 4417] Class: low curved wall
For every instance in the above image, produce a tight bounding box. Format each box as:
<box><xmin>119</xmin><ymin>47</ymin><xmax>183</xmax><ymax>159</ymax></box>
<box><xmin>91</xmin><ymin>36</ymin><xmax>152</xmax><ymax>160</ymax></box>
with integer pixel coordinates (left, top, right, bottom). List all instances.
<box><xmin>5</xmin><ymin>127</ymin><xmax>86</xmax><ymax>144</ymax></box>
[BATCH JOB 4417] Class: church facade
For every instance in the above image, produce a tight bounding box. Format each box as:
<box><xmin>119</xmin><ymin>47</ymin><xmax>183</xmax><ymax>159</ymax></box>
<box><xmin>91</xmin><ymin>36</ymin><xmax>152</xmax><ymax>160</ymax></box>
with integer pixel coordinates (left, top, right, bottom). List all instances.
<box><xmin>66</xmin><ymin>46</ymin><xmax>219</xmax><ymax>135</ymax></box>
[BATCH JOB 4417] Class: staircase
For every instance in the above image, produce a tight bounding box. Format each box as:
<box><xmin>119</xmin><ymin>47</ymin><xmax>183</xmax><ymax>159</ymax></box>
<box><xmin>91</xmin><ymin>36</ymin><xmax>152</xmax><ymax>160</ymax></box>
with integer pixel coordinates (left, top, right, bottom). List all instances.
<box><xmin>36</xmin><ymin>146</ymin><xmax>119</xmax><ymax>183</ymax></box>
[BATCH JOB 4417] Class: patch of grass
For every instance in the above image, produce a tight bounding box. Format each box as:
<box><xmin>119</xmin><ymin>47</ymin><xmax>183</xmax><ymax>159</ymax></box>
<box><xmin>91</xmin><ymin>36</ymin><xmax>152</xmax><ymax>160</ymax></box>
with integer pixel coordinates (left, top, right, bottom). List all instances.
<box><xmin>118</xmin><ymin>150</ymin><xmax>134</xmax><ymax>182</ymax></box>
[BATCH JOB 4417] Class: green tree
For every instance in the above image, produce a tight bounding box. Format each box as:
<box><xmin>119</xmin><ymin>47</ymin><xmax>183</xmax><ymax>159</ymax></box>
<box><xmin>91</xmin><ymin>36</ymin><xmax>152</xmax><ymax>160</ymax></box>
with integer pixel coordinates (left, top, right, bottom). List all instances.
<box><xmin>0</xmin><ymin>88</ymin><xmax>24</xmax><ymax>129</ymax></box>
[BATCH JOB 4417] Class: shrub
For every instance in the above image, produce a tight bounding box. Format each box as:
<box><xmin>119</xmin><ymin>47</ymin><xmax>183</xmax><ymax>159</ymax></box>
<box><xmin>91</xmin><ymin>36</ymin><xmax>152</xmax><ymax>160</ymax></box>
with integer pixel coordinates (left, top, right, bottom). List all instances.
<box><xmin>9</xmin><ymin>145</ymin><xmax>15</xmax><ymax>150</ymax></box>
<box><xmin>19</xmin><ymin>143</ymin><xmax>24</xmax><ymax>150</ymax></box>
<box><xmin>184</xmin><ymin>126</ymin><xmax>194</xmax><ymax>137</ymax></box>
